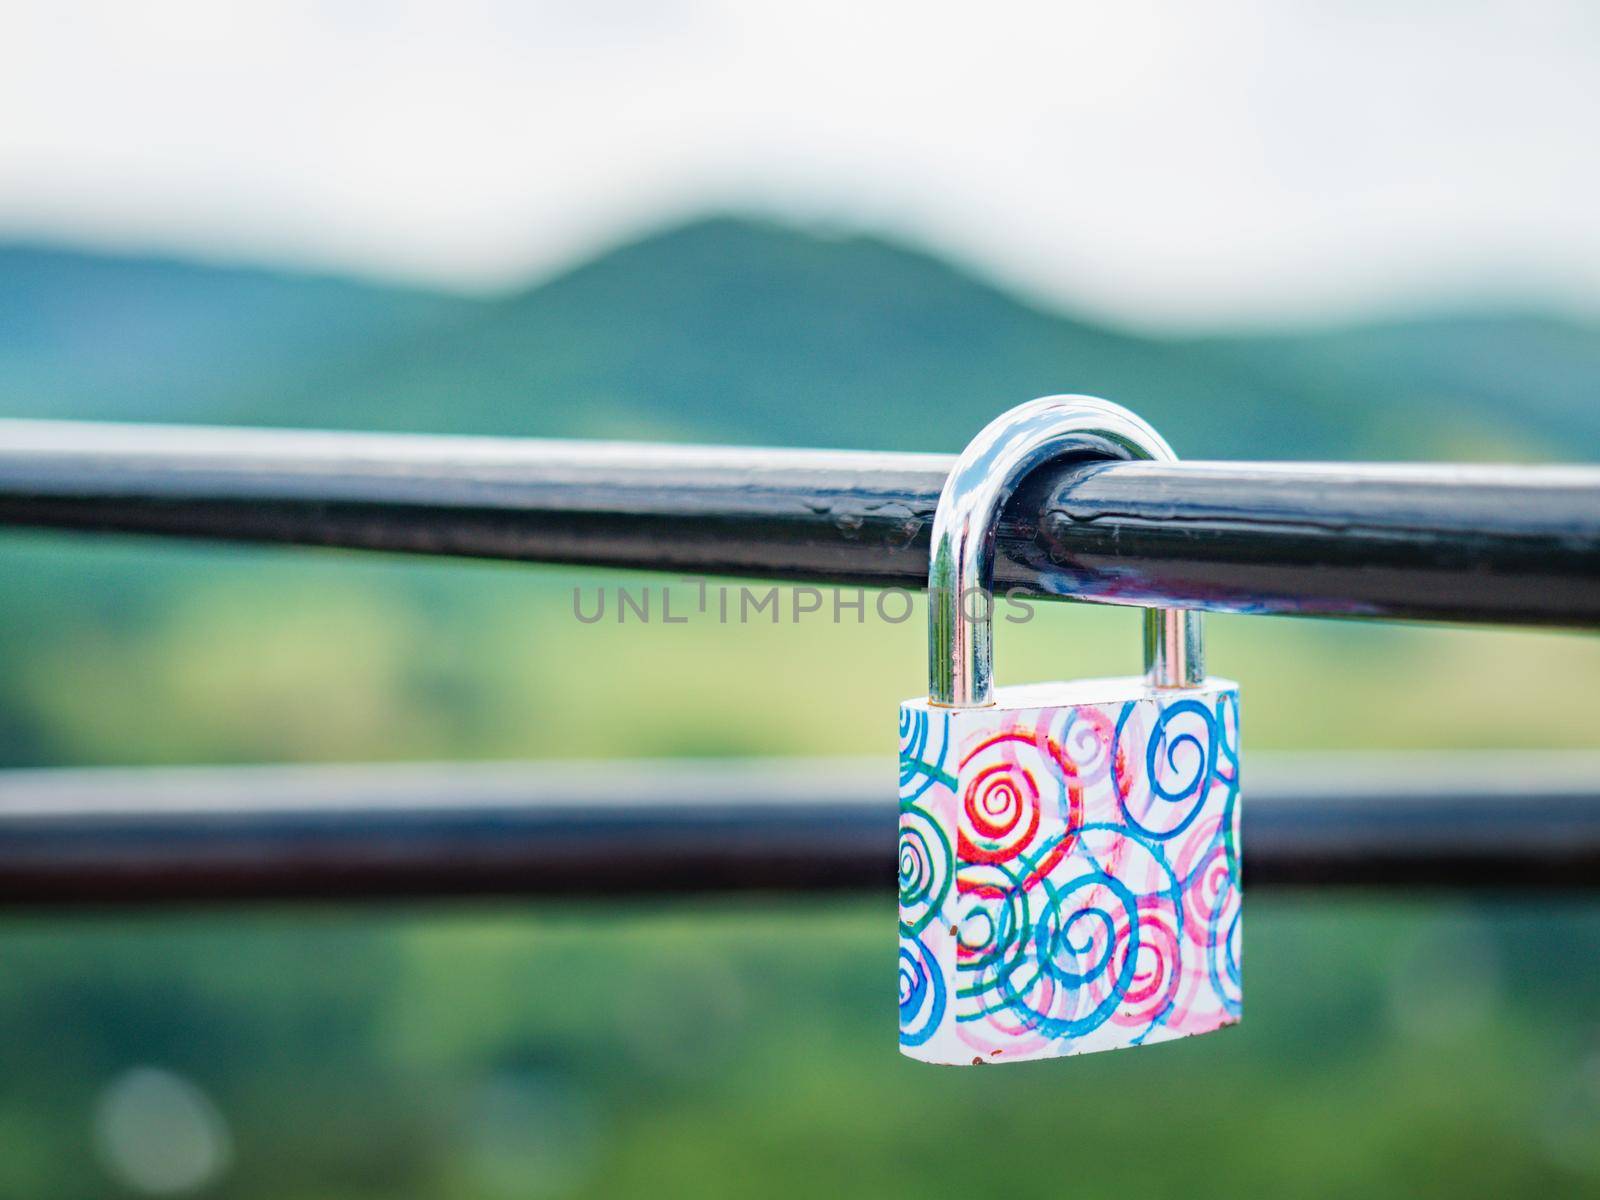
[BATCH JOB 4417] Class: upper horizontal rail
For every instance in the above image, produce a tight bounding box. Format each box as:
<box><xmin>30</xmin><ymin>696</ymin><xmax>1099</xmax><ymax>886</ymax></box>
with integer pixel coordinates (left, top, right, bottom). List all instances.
<box><xmin>2</xmin><ymin>419</ymin><xmax>1598</xmax><ymax>626</ymax></box>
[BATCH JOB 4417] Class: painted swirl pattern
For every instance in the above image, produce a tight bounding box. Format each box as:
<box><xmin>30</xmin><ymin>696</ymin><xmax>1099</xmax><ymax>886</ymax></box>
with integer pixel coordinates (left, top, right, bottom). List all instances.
<box><xmin>898</xmin><ymin>680</ymin><xmax>1241</xmax><ymax>1064</ymax></box>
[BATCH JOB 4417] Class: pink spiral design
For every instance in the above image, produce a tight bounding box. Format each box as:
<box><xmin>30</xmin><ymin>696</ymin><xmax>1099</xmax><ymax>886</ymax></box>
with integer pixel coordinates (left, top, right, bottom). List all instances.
<box><xmin>1173</xmin><ymin>813</ymin><xmax>1232</xmax><ymax>945</ymax></box>
<box><xmin>1109</xmin><ymin>897</ymin><xmax>1182</xmax><ymax>1029</ymax></box>
<box><xmin>1059</xmin><ymin>707</ymin><xmax>1120</xmax><ymax>794</ymax></box>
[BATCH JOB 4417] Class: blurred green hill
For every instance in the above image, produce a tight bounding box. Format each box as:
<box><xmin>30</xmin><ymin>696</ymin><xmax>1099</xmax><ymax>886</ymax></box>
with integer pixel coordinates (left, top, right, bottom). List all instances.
<box><xmin>5</xmin><ymin>216</ymin><xmax>1598</xmax><ymax>459</ymax></box>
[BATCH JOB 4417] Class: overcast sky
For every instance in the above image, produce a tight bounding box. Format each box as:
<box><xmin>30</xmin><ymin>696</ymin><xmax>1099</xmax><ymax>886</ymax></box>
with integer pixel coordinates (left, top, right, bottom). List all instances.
<box><xmin>3</xmin><ymin>0</ymin><xmax>1598</xmax><ymax>328</ymax></box>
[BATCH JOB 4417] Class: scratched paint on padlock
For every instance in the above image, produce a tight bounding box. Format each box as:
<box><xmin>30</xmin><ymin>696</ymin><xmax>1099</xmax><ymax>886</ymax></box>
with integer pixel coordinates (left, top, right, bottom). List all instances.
<box><xmin>898</xmin><ymin>683</ymin><xmax>1241</xmax><ymax>1064</ymax></box>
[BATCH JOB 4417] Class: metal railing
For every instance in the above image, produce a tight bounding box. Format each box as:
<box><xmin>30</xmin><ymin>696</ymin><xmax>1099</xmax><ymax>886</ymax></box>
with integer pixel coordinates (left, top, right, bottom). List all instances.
<box><xmin>0</xmin><ymin>755</ymin><xmax>1596</xmax><ymax>905</ymax></box>
<box><xmin>1</xmin><ymin>417</ymin><xmax>1598</xmax><ymax>903</ymax></box>
<box><xmin>2</xmin><ymin>419</ymin><xmax>1598</xmax><ymax>625</ymax></box>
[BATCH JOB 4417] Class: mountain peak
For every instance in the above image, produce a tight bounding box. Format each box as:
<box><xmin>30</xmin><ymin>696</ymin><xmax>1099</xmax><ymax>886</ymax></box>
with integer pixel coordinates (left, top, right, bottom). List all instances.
<box><xmin>509</xmin><ymin>213</ymin><xmax>1022</xmax><ymax>314</ymax></box>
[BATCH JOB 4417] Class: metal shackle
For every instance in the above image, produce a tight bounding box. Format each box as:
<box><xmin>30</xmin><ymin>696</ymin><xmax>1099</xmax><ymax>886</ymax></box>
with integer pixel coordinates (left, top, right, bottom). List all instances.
<box><xmin>927</xmin><ymin>395</ymin><xmax>1204</xmax><ymax>707</ymax></box>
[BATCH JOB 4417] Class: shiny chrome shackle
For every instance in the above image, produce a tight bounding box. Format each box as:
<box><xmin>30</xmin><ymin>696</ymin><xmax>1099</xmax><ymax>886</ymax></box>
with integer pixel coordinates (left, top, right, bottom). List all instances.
<box><xmin>927</xmin><ymin>394</ymin><xmax>1203</xmax><ymax>707</ymax></box>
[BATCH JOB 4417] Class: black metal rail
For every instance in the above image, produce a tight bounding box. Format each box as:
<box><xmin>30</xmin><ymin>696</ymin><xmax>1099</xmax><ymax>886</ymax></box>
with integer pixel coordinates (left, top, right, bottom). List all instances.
<box><xmin>2</xmin><ymin>419</ymin><xmax>1599</xmax><ymax>626</ymax></box>
<box><xmin>0</xmin><ymin>755</ymin><xmax>1595</xmax><ymax>905</ymax></box>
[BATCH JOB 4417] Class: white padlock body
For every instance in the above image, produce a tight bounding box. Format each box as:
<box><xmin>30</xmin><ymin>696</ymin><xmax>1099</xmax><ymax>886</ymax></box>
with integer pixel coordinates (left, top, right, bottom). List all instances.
<box><xmin>898</xmin><ymin>676</ymin><xmax>1241</xmax><ymax>1065</ymax></box>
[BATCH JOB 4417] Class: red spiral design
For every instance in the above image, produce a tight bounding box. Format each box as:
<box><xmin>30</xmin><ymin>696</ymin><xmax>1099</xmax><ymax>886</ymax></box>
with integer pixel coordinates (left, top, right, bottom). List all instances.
<box><xmin>956</xmin><ymin>729</ymin><xmax>1082</xmax><ymax>871</ymax></box>
<box><xmin>958</xmin><ymin>762</ymin><xmax>1040</xmax><ymax>864</ymax></box>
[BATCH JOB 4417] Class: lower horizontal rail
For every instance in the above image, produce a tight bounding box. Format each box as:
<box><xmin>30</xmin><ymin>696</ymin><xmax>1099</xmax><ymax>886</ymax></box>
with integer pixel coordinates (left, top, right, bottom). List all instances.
<box><xmin>2</xmin><ymin>420</ymin><xmax>1598</xmax><ymax>626</ymax></box>
<box><xmin>0</xmin><ymin>754</ymin><xmax>1595</xmax><ymax>905</ymax></box>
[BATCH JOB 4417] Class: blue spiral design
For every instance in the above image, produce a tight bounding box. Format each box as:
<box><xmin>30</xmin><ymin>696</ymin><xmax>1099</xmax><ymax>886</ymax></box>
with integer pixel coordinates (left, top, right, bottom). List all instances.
<box><xmin>898</xmin><ymin>934</ymin><xmax>946</xmax><ymax>1047</ymax></box>
<box><xmin>1074</xmin><ymin>823</ymin><xmax>1187</xmax><ymax>1044</ymax></box>
<box><xmin>899</xmin><ymin>707</ymin><xmax>954</xmax><ymax>803</ymax></box>
<box><xmin>1025</xmin><ymin>868</ymin><xmax>1142</xmax><ymax>1038</ymax></box>
<box><xmin>1115</xmin><ymin>698</ymin><xmax>1219</xmax><ymax>841</ymax></box>
<box><xmin>953</xmin><ymin>858</ymin><xmax>1036</xmax><ymax>983</ymax></box>
<box><xmin>1214</xmin><ymin>900</ymin><xmax>1243</xmax><ymax>1015</ymax></box>
<box><xmin>1208</xmin><ymin>688</ymin><xmax>1243</xmax><ymax>1015</ymax></box>
<box><xmin>1213</xmin><ymin>690</ymin><xmax>1242</xmax><ymax>877</ymax></box>
<box><xmin>899</xmin><ymin>804</ymin><xmax>953</xmax><ymax>936</ymax></box>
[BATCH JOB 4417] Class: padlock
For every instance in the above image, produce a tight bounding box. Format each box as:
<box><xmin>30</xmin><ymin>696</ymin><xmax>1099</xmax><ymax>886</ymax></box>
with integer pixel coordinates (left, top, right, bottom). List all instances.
<box><xmin>898</xmin><ymin>395</ymin><xmax>1241</xmax><ymax>1065</ymax></box>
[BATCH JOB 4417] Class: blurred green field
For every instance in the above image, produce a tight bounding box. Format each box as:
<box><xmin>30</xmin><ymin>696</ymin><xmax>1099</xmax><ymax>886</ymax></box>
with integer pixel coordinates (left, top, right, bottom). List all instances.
<box><xmin>1</xmin><ymin>898</ymin><xmax>1597</xmax><ymax>1199</ymax></box>
<box><xmin>5</xmin><ymin>532</ymin><xmax>1600</xmax><ymax>767</ymax></box>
